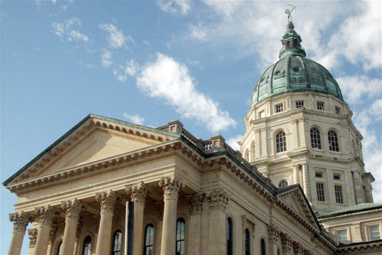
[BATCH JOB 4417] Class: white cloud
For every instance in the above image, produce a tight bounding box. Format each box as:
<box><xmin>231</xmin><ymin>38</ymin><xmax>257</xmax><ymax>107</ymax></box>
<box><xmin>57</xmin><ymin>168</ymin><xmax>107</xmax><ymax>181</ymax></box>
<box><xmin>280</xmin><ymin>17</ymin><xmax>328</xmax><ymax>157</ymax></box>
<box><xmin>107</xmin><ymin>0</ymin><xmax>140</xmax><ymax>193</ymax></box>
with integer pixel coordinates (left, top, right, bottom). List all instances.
<box><xmin>52</xmin><ymin>17</ymin><xmax>89</xmax><ymax>43</ymax></box>
<box><xmin>337</xmin><ymin>76</ymin><xmax>381</xmax><ymax>104</ymax></box>
<box><xmin>189</xmin><ymin>23</ymin><xmax>207</xmax><ymax>40</ymax></box>
<box><xmin>101</xmin><ymin>49</ymin><xmax>113</xmax><ymax>68</ymax></box>
<box><xmin>137</xmin><ymin>53</ymin><xmax>236</xmax><ymax>133</ymax></box>
<box><xmin>123</xmin><ymin>113</ymin><xmax>145</xmax><ymax>125</ymax></box>
<box><xmin>157</xmin><ymin>0</ymin><xmax>191</xmax><ymax>15</ymax></box>
<box><xmin>99</xmin><ymin>23</ymin><xmax>133</xmax><ymax>49</ymax></box>
<box><xmin>113</xmin><ymin>59</ymin><xmax>140</xmax><ymax>81</ymax></box>
<box><xmin>329</xmin><ymin>1</ymin><xmax>382</xmax><ymax>71</ymax></box>
<box><xmin>226</xmin><ymin>135</ymin><xmax>243</xmax><ymax>151</ymax></box>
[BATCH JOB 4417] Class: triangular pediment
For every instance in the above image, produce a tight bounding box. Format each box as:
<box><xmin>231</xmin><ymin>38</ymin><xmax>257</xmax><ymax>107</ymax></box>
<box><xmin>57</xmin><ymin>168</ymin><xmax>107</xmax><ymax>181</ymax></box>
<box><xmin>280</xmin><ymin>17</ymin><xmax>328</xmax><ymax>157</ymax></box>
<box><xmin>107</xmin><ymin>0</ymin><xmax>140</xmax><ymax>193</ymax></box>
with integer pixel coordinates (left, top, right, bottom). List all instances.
<box><xmin>277</xmin><ymin>186</ymin><xmax>320</xmax><ymax>230</ymax></box>
<box><xmin>4</xmin><ymin>114</ymin><xmax>178</xmax><ymax>186</ymax></box>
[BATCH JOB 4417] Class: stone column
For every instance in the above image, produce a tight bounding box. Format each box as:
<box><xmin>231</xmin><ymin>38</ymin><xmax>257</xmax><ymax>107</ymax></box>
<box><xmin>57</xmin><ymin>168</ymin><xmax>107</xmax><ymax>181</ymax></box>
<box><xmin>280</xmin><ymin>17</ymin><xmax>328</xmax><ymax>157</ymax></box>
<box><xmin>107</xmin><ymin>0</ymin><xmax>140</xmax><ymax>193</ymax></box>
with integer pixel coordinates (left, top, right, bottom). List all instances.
<box><xmin>8</xmin><ymin>212</ymin><xmax>34</xmax><ymax>255</ymax></box>
<box><xmin>34</xmin><ymin>206</ymin><xmax>57</xmax><ymax>255</ymax></box>
<box><xmin>292</xmin><ymin>165</ymin><xmax>299</xmax><ymax>184</ymax></box>
<box><xmin>60</xmin><ymin>199</ymin><xmax>84</xmax><ymax>255</ymax></box>
<box><xmin>207</xmin><ymin>190</ymin><xmax>229</xmax><ymax>255</ymax></box>
<box><xmin>95</xmin><ymin>190</ymin><xmax>119</xmax><ymax>255</ymax></box>
<box><xmin>302</xmin><ymin>164</ymin><xmax>311</xmax><ymax>200</ymax></box>
<box><xmin>126</xmin><ymin>182</ymin><xmax>148</xmax><ymax>255</ymax></box>
<box><xmin>280</xmin><ymin>233</ymin><xmax>293</xmax><ymax>255</ymax></box>
<box><xmin>268</xmin><ymin>225</ymin><xmax>279</xmax><ymax>255</ymax></box>
<box><xmin>187</xmin><ymin>193</ymin><xmax>205</xmax><ymax>255</ymax></box>
<box><xmin>352</xmin><ymin>171</ymin><xmax>365</xmax><ymax>204</ymax></box>
<box><xmin>159</xmin><ymin>177</ymin><xmax>184</xmax><ymax>255</ymax></box>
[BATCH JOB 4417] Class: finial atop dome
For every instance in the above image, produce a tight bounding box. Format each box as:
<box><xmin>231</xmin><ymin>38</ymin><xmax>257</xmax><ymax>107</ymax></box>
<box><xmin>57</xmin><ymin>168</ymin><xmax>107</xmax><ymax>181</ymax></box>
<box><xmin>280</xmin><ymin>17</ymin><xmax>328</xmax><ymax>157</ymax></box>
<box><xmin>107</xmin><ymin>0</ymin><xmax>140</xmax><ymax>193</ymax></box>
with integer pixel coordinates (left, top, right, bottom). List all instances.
<box><xmin>279</xmin><ymin>5</ymin><xmax>306</xmax><ymax>59</ymax></box>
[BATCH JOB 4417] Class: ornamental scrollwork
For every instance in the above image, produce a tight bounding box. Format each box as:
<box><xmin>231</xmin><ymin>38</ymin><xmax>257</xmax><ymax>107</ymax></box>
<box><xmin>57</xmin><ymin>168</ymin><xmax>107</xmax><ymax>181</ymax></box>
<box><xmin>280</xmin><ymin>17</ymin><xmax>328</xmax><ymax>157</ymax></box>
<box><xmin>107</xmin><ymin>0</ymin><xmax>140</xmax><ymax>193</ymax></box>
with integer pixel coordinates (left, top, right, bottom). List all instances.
<box><xmin>61</xmin><ymin>198</ymin><xmax>85</xmax><ymax>220</ymax></box>
<box><xmin>189</xmin><ymin>193</ymin><xmax>205</xmax><ymax>214</ymax></box>
<box><xmin>35</xmin><ymin>205</ymin><xmax>58</xmax><ymax>227</ymax></box>
<box><xmin>96</xmin><ymin>190</ymin><xmax>119</xmax><ymax>213</ymax></box>
<box><xmin>158</xmin><ymin>177</ymin><xmax>184</xmax><ymax>200</ymax></box>
<box><xmin>207</xmin><ymin>190</ymin><xmax>229</xmax><ymax>211</ymax></box>
<box><xmin>9</xmin><ymin>211</ymin><xmax>34</xmax><ymax>232</ymax></box>
<box><xmin>126</xmin><ymin>181</ymin><xmax>149</xmax><ymax>205</ymax></box>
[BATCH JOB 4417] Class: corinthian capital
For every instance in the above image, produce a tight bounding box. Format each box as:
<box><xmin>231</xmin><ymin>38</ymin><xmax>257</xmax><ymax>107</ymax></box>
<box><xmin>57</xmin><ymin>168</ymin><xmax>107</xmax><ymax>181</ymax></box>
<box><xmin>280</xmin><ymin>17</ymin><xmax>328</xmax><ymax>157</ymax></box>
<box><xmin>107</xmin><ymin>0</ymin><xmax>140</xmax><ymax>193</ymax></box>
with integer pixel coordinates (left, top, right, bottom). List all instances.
<box><xmin>158</xmin><ymin>177</ymin><xmax>184</xmax><ymax>200</ymax></box>
<box><xmin>96</xmin><ymin>190</ymin><xmax>119</xmax><ymax>213</ymax></box>
<box><xmin>268</xmin><ymin>225</ymin><xmax>280</xmax><ymax>242</ymax></box>
<box><xmin>61</xmin><ymin>199</ymin><xmax>85</xmax><ymax>220</ymax></box>
<box><xmin>9</xmin><ymin>211</ymin><xmax>34</xmax><ymax>233</ymax></box>
<box><xmin>207</xmin><ymin>190</ymin><xmax>229</xmax><ymax>211</ymax></box>
<box><xmin>126</xmin><ymin>182</ymin><xmax>149</xmax><ymax>205</ymax></box>
<box><xmin>189</xmin><ymin>193</ymin><xmax>205</xmax><ymax>214</ymax></box>
<box><xmin>35</xmin><ymin>205</ymin><xmax>58</xmax><ymax>227</ymax></box>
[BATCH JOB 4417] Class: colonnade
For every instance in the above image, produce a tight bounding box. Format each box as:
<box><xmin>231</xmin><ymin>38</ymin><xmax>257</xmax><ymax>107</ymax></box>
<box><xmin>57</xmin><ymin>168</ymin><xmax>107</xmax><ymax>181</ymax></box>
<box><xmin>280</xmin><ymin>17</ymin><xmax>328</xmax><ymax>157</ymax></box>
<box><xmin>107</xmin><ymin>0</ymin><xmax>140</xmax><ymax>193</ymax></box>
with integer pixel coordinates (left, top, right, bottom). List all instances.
<box><xmin>7</xmin><ymin>177</ymin><xmax>184</xmax><ymax>255</ymax></box>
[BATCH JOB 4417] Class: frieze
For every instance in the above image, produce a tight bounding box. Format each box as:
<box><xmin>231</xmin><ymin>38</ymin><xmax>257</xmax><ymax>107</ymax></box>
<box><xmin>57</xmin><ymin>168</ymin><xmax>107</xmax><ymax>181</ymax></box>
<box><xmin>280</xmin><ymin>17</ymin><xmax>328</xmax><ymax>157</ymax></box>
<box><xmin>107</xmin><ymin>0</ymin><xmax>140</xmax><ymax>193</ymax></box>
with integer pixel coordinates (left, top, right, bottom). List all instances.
<box><xmin>9</xmin><ymin>212</ymin><xmax>34</xmax><ymax>233</ymax></box>
<box><xmin>207</xmin><ymin>190</ymin><xmax>229</xmax><ymax>211</ymax></box>
<box><xmin>158</xmin><ymin>177</ymin><xmax>184</xmax><ymax>200</ymax></box>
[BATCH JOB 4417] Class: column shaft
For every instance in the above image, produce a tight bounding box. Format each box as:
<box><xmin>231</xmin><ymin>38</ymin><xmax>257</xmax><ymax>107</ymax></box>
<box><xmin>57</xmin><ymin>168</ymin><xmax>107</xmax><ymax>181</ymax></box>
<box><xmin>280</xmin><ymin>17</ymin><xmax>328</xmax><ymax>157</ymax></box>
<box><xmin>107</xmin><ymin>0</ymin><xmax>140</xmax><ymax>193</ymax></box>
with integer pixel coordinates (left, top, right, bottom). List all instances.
<box><xmin>302</xmin><ymin>164</ymin><xmax>311</xmax><ymax>200</ymax></box>
<box><xmin>33</xmin><ymin>206</ymin><xmax>56</xmax><ymax>255</ymax></box>
<box><xmin>95</xmin><ymin>191</ymin><xmax>118</xmax><ymax>255</ymax></box>
<box><xmin>158</xmin><ymin>178</ymin><xmax>184</xmax><ymax>255</ymax></box>
<box><xmin>8</xmin><ymin>231</ymin><xmax>26</xmax><ymax>255</ymax></box>
<box><xmin>60</xmin><ymin>199</ymin><xmax>83</xmax><ymax>255</ymax></box>
<box><xmin>8</xmin><ymin>212</ymin><xmax>33</xmax><ymax>255</ymax></box>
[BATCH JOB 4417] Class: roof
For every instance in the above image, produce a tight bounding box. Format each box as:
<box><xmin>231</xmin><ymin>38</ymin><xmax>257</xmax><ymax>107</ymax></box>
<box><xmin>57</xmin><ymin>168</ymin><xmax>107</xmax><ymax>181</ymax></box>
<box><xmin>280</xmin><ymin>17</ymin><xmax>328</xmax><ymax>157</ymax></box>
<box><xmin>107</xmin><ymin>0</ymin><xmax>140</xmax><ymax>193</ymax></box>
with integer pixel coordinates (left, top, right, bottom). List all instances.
<box><xmin>2</xmin><ymin>114</ymin><xmax>179</xmax><ymax>186</ymax></box>
<box><xmin>318</xmin><ymin>203</ymin><xmax>382</xmax><ymax>219</ymax></box>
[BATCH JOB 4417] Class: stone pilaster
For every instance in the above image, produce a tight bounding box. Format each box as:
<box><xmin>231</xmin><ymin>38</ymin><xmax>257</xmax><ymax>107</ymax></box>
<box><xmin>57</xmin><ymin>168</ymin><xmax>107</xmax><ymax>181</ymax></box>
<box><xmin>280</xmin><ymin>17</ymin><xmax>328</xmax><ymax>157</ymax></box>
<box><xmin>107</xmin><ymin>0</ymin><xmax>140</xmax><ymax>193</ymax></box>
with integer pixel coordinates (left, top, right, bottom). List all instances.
<box><xmin>353</xmin><ymin>171</ymin><xmax>365</xmax><ymax>204</ymax></box>
<box><xmin>95</xmin><ymin>190</ymin><xmax>119</xmax><ymax>255</ymax></box>
<box><xmin>302</xmin><ymin>164</ymin><xmax>311</xmax><ymax>200</ymax></box>
<box><xmin>28</xmin><ymin>229</ymin><xmax>38</xmax><ymax>248</ymax></box>
<box><xmin>280</xmin><ymin>233</ymin><xmax>293</xmax><ymax>255</ymax></box>
<box><xmin>187</xmin><ymin>193</ymin><xmax>205</xmax><ymax>255</ymax></box>
<box><xmin>126</xmin><ymin>182</ymin><xmax>149</xmax><ymax>255</ymax></box>
<box><xmin>159</xmin><ymin>177</ymin><xmax>184</xmax><ymax>255</ymax></box>
<box><xmin>268</xmin><ymin>225</ymin><xmax>280</xmax><ymax>255</ymax></box>
<box><xmin>8</xmin><ymin>212</ymin><xmax>34</xmax><ymax>255</ymax></box>
<box><xmin>34</xmin><ymin>206</ymin><xmax>58</xmax><ymax>255</ymax></box>
<box><xmin>60</xmin><ymin>199</ymin><xmax>84</xmax><ymax>255</ymax></box>
<box><xmin>207</xmin><ymin>189</ymin><xmax>230</xmax><ymax>255</ymax></box>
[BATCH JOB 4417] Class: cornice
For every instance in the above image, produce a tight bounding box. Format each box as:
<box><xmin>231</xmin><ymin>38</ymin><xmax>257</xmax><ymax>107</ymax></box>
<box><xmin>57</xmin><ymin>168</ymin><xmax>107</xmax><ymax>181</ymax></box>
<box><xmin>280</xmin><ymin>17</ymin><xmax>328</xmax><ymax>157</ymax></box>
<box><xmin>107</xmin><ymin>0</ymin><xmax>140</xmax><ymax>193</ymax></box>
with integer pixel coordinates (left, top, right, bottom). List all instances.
<box><xmin>336</xmin><ymin>240</ymin><xmax>382</xmax><ymax>253</ymax></box>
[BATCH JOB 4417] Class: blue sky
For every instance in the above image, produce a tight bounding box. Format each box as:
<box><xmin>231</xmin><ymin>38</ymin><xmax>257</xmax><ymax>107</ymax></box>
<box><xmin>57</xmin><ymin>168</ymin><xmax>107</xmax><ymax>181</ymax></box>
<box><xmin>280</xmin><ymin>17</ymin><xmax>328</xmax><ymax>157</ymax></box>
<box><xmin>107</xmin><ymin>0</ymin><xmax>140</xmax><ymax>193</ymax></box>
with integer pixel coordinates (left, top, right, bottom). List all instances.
<box><xmin>1</xmin><ymin>0</ymin><xmax>381</xmax><ymax>253</ymax></box>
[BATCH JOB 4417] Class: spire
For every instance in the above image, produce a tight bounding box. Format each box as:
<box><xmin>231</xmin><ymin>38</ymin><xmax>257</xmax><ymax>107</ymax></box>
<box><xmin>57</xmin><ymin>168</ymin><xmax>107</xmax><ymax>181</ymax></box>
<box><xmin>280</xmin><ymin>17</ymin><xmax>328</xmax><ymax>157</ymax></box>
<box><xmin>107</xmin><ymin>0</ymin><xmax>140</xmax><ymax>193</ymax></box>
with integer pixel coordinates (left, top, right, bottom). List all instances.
<box><xmin>279</xmin><ymin>6</ymin><xmax>306</xmax><ymax>59</ymax></box>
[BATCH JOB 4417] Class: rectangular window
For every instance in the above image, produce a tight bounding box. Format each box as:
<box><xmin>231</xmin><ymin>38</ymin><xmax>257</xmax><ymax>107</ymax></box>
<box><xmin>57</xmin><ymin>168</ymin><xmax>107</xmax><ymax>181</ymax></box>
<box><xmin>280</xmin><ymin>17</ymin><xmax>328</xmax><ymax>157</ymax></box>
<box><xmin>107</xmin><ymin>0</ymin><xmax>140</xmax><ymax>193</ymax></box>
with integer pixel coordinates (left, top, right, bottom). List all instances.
<box><xmin>335</xmin><ymin>106</ymin><xmax>341</xmax><ymax>114</ymax></box>
<box><xmin>317</xmin><ymin>101</ymin><xmax>325</xmax><ymax>110</ymax></box>
<box><xmin>275</xmin><ymin>104</ymin><xmax>283</xmax><ymax>113</ymax></box>
<box><xmin>369</xmin><ymin>226</ymin><xmax>381</xmax><ymax>241</ymax></box>
<box><xmin>337</xmin><ymin>230</ymin><xmax>349</xmax><ymax>245</ymax></box>
<box><xmin>335</xmin><ymin>185</ymin><xmax>343</xmax><ymax>204</ymax></box>
<box><xmin>316</xmin><ymin>183</ymin><xmax>325</xmax><ymax>201</ymax></box>
<box><xmin>296</xmin><ymin>101</ymin><xmax>304</xmax><ymax>109</ymax></box>
<box><xmin>334</xmin><ymin>174</ymin><xmax>341</xmax><ymax>180</ymax></box>
<box><xmin>315</xmin><ymin>172</ymin><xmax>323</xmax><ymax>178</ymax></box>
<box><xmin>259</xmin><ymin>110</ymin><xmax>265</xmax><ymax>119</ymax></box>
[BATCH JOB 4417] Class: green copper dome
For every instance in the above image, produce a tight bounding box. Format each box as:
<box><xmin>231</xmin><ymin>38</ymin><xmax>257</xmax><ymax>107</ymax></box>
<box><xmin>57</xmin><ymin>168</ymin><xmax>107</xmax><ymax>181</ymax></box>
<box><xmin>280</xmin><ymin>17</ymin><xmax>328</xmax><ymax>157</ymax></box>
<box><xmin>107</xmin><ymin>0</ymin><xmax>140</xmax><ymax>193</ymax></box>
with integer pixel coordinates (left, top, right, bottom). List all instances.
<box><xmin>251</xmin><ymin>21</ymin><xmax>343</xmax><ymax>107</ymax></box>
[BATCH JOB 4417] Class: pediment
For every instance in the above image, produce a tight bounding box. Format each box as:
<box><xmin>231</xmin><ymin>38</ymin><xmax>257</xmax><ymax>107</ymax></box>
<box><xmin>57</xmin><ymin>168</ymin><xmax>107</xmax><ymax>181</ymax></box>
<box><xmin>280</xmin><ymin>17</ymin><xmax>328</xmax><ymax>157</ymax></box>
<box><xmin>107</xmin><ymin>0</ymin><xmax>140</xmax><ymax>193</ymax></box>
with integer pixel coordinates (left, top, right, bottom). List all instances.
<box><xmin>277</xmin><ymin>186</ymin><xmax>319</xmax><ymax>230</ymax></box>
<box><xmin>4</xmin><ymin>114</ymin><xmax>177</xmax><ymax>186</ymax></box>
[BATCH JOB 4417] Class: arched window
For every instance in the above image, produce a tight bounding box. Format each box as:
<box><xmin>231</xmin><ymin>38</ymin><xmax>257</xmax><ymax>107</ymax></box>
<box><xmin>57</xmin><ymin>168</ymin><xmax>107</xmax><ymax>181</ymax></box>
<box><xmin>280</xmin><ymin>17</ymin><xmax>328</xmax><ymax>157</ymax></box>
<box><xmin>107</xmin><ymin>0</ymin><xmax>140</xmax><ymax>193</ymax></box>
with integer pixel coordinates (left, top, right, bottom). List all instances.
<box><xmin>56</xmin><ymin>241</ymin><xmax>62</xmax><ymax>255</ymax></box>
<box><xmin>111</xmin><ymin>230</ymin><xmax>122</xmax><ymax>255</ymax></box>
<box><xmin>275</xmin><ymin>131</ymin><xmax>286</xmax><ymax>153</ymax></box>
<box><xmin>245</xmin><ymin>229</ymin><xmax>250</xmax><ymax>255</ymax></box>
<box><xmin>328</xmin><ymin>130</ymin><xmax>339</xmax><ymax>151</ymax></box>
<box><xmin>278</xmin><ymin>180</ymin><xmax>288</xmax><ymax>187</ymax></box>
<box><xmin>144</xmin><ymin>224</ymin><xmax>154</xmax><ymax>255</ymax></box>
<box><xmin>227</xmin><ymin>217</ymin><xmax>233</xmax><ymax>255</ymax></box>
<box><xmin>82</xmin><ymin>236</ymin><xmax>92</xmax><ymax>255</ymax></box>
<box><xmin>261</xmin><ymin>238</ymin><xmax>266</xmax><ymax>255</ymax></box>
<box><xmin>176</xmin><ymin>218</ymin><xmax>185</xmax><ymax>255</ymax></box>
<box><xmin>310</xmin><ymin>128</ymin><xmax>321</xmax><ymax>149</ymax></box>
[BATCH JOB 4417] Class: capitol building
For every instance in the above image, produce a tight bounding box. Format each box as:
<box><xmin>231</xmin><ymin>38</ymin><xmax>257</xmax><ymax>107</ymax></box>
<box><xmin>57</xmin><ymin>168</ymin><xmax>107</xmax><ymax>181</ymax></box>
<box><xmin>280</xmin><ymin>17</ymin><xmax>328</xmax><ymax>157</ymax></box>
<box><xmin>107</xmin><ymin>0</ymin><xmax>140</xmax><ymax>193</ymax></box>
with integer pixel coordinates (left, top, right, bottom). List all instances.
<box><xmin>3</xmin><ymin>17</ymin><xmax>382</xmax><ymax>255</ymax></box>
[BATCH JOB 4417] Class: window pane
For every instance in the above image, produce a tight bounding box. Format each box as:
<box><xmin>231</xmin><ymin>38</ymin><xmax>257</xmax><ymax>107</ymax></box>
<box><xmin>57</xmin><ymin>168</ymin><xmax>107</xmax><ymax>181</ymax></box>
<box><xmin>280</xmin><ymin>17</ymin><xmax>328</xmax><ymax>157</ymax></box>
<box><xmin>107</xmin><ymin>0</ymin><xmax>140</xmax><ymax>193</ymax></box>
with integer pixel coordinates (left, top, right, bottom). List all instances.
<box><xmin>245</xmin><ymin>229</ymin><xmax>250</xmax><ymax>255</ymax></box>
<box><xmin>316</xmin><ymin>183</ymin><xmax>325</xmax><ymax>202</ymax></box>
<box><xmin>337</xmin><ymin>230</ymin><xmax>348</xmax><ymax>245</ymax></box>
<box><xmin>227</xmin><ymin>218</ymin><xmax>233</xmax><ymax>255</ymax></box>
<box><xmin>112</xmin><ymin>230</ymin><xmax>122</xmax><ymax>255</ymax></box>
<box><xmin>276</xmin><ymin>131</ymin><xmax>287</xmax><ymax>153</ymax></box>
<box><xmin>261</xmin><ymin>238</ymin><xmax>266</xmax><ymax>255</ymax></box>
<box><xmin>176</xmin><ymin>218</ymin><xmax>185</xmax><ymax>255</ymax></box>
<box><xmin>369</xmin><ymin>226</ymin><xmax>381</xmax><ymax>241</ymax></box>
<box><xmin>328</xmin><ymin>131</ymin><xmax>339</xmax><ymax>151</ymax></box>
<box><xmin>144</xmin><ymin>224</ymin><xmax>154</xmax><ymax>255</ymax></box>
<box><xmin>310</xmin><ymin>128</ymin><xmax>321</xmax><ymax>149</ymax></box>
<box><xmin>335</xmin><ymin>185</ymin><xmax>343</xmax><ymax>204</ymax></box>
<box><xmin>82</xmin><ymin>236</ymin><xmax>92</xmax><ymax>255</ymax></box>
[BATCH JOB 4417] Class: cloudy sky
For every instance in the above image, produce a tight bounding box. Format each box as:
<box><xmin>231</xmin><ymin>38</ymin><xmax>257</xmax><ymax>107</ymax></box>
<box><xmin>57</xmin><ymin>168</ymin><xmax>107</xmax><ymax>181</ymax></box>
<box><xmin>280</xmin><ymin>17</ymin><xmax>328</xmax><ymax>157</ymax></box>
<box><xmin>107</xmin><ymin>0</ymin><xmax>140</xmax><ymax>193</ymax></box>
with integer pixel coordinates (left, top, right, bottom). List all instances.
<box><xmin>1</xmin><ymin>0</ymin><xmax>381</xmax><ymax>253</ymax></box>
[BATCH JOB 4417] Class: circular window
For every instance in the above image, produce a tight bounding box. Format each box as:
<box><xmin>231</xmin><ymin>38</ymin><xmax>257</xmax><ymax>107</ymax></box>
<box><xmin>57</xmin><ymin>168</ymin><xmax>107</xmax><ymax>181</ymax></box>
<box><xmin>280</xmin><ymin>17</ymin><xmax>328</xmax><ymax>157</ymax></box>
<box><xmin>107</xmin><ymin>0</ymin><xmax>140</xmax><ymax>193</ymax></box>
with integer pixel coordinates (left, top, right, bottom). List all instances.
<box><xmin>279</xmin><ymin>180</ymin><xmax>289</xmax><ymax>187</ymax></box>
